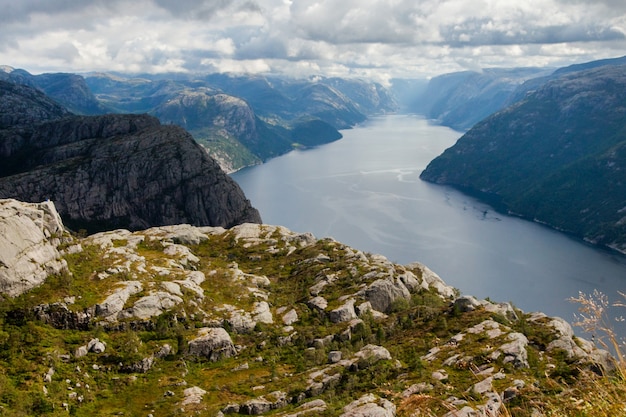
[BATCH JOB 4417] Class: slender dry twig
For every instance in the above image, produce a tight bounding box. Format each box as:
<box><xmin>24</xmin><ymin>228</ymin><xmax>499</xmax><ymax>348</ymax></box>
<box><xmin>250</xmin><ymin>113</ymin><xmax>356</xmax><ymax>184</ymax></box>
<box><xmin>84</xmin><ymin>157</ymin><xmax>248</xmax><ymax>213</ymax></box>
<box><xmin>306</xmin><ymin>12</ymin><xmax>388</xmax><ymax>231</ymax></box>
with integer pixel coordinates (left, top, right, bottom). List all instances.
<box><xmin>569</xmin><ymin>290</ymin><xmax>626</xmax><ymax>379</ymax></box>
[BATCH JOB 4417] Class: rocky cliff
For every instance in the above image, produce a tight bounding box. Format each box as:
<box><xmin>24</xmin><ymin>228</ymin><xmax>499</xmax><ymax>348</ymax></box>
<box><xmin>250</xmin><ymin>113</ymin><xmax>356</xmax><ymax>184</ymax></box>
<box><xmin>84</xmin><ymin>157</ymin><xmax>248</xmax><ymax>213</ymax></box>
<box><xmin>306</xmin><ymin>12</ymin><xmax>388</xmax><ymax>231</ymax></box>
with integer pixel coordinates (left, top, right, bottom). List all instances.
<box><xmin>421</xmin><ymin>64</ymin><xmax>626</xmax><ymax>253</ymax></box>
<box><xmin>0</xmin><ymin>81</ymin><xmax>261</xmax><ymax>233</ymax></box>
<box><xmin>0</xmin><ymin>199</ymin><xmax>621</xmax><ymax>416</ymax></box>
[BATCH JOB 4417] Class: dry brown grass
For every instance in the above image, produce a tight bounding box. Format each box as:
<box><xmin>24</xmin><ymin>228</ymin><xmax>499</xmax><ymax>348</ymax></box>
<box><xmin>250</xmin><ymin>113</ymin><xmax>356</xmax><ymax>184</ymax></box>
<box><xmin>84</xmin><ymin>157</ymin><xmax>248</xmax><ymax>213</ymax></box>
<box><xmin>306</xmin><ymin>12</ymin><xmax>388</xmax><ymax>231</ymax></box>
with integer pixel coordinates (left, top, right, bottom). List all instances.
<box><xmin>569</xmin><ymin>290</ymin><xmax>626</xmax><ymax>378</ymax></box>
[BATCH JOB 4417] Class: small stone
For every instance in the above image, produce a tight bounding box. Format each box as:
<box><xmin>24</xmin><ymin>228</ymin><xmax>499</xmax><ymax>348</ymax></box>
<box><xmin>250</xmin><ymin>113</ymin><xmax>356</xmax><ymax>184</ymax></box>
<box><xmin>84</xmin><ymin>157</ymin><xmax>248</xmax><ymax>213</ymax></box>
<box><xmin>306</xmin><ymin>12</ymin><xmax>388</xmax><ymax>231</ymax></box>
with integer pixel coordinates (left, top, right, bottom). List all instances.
<box><xmin>432</xmin><ymin>370</ymin><xmax>448</xmax><ymax>382</ymax></box>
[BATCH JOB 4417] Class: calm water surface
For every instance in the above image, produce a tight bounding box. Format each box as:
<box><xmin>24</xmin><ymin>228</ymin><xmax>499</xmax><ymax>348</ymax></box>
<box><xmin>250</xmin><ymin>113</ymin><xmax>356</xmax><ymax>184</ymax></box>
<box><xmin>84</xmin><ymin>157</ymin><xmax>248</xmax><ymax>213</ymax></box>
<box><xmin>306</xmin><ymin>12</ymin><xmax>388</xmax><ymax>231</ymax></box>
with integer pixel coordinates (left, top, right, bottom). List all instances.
<box><xmin>232</xmin><ymin>115</ymin><xmax>626</xmax><ymax>331</ymax></box>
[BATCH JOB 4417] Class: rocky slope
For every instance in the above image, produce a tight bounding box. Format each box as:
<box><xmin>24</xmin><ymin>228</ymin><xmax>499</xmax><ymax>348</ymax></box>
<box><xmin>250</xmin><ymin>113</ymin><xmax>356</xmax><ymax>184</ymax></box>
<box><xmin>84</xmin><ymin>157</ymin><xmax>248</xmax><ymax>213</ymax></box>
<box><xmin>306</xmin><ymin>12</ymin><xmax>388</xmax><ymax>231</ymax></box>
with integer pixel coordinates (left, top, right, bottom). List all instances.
<box><xmin>421</xmin><ymin>63</ymin><xmax>626</xmax><ymax>253</ymax></box>
<box><xmin>0</xmin><ymin>198</ymin><xmax>622</xmax><ymax>417</ymax></box>
<box><xmin>0</xmin><ymin>81</ymin><xmax>261</xmax><ymax>233</ymax></box>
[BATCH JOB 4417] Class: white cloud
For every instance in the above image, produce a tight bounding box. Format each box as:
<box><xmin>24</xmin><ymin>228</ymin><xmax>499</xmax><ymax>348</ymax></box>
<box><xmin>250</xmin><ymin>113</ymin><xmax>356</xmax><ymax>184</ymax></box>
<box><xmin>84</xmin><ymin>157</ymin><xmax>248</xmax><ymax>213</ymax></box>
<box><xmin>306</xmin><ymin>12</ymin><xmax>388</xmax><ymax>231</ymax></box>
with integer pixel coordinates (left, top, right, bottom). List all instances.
<box><xmin>0</xmin><ymin>0</ymin><xmax>624</xmax><ymax>78</ymax></box>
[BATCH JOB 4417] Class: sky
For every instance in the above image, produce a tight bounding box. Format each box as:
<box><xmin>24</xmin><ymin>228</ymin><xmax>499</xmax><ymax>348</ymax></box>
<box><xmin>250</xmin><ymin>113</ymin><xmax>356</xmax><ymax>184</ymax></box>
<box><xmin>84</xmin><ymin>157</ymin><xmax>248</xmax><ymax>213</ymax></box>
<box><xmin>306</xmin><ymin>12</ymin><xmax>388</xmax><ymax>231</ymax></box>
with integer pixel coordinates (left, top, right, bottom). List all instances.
<box><xmin>1</xmin><ymin>0</ymin><xmax>625</xmax><ymax>82</ymax></box>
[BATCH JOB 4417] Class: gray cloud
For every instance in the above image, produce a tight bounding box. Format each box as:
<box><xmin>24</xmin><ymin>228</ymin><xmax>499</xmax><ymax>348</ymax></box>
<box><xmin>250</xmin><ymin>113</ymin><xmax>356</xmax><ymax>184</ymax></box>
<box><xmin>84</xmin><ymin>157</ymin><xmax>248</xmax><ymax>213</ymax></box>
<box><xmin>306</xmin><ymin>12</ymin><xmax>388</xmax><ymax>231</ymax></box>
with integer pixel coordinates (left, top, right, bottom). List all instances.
<box><xmin>43</xmin><ymin>42</ymin><xmax>81</xmax><ymax>63</ymax></box>
<box><xmin>441</xmin><ymin>20</ymin><xmax>625</xmax><ymax>47</ymax></box>
<box><xmin>153</xmin><ymin>0</ymin><xmax>262</xmax><ymax>20</ymax></box>
<box><xmin>153</xmin><ymin>0</ymin><xmax>233</xmax><ymax>19</ymax></box>
<box><xmin>0</xmin><ymin>0</ymin><xmax>120</xmax><ymax>23</ymax></box>
<box><xmin>556</xmin><ymin>0</ymin><xmax>626</xmax><ymax>12</ymax></box>
<box><xmin>0</xmin><ymin>0</ymin><xmax>624</xmax><ymax>78</ymax></box>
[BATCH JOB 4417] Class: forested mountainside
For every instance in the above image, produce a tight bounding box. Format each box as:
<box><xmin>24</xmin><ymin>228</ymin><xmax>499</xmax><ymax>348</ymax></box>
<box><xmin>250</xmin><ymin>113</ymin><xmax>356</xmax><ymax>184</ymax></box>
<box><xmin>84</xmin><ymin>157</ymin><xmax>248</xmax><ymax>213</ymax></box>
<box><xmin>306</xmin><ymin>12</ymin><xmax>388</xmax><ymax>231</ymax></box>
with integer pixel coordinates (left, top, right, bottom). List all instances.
<box><xmin>421</xmin><ymin>63</ymin><xmax>626</xmax><ymax>253</ymax></box>
<box><xmin>0</xmin><ymin>198</ymin><xmax>621</xmax><ymax>416</ymax></box>
<box><xmin>0</xmin><ymin>80</ymin><xmax>260</xmax><ymax>233</ymax></box>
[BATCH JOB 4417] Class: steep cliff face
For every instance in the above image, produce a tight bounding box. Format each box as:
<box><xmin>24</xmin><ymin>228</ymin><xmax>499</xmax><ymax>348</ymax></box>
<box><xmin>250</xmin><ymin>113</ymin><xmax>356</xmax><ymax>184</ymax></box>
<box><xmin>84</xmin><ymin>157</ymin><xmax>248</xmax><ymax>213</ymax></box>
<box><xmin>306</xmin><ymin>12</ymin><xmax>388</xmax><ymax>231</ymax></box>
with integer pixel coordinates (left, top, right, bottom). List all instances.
<box><xmin>0</xmin><ymin>79</ymin><xmax>71</xmax><ymax>128</ymax></box>
<box><xmin>0</xmin><ymin>199</ymin><xmax>68</xmax><ymax>297</ymax></box>
<box><xmin>0</xmin><ymin>82</ymin><xmax>261</xmax><ymax>233</ymax></box>
<box><xmin>421</xmin><ymin>64</ymin><xmax>626</xmax><ymax>252</ymax></box>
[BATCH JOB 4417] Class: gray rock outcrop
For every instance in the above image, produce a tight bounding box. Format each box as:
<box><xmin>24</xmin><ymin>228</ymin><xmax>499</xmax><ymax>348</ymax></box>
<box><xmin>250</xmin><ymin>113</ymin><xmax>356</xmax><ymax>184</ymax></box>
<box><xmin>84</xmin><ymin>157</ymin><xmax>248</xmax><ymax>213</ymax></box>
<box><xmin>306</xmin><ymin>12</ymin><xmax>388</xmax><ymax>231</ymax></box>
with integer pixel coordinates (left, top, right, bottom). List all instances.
<box><xmin>0</xmin><ymin>198</ymin><xmax>68</xmax><ymax>296</ymax></box>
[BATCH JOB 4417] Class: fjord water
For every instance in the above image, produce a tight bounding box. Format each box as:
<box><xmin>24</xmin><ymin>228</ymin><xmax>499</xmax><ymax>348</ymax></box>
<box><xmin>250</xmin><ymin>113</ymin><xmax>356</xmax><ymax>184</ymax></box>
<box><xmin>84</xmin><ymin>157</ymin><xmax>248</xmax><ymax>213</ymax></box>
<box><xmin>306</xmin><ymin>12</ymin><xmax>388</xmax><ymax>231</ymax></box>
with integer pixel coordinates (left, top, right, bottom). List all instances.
<box><xmin>232</xmin><ymin>114</ymin><xmax>626</xmax><ymax>328</ymax></box>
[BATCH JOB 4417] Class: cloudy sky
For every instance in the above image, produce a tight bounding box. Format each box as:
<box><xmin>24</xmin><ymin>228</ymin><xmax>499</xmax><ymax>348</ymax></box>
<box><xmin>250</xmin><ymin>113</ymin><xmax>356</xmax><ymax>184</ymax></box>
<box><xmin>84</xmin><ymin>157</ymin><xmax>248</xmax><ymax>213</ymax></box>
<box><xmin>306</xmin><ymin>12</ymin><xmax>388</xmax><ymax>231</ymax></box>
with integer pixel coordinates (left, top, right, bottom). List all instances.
<box><xmin>1</xmin><ymin>0</ymin><xmax>625</xmax><ymax>81</ymax></box>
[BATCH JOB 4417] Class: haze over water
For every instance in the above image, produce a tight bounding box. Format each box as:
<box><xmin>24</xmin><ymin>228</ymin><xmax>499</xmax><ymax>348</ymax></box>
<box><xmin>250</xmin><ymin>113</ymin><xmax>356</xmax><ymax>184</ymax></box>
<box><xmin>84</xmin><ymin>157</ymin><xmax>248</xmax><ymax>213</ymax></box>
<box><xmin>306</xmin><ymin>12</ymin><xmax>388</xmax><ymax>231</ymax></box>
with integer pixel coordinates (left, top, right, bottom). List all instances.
<box><xmin>232</xmin><ymin>114</ymin><xmax>626</xmax><ymax>332</ymax></box>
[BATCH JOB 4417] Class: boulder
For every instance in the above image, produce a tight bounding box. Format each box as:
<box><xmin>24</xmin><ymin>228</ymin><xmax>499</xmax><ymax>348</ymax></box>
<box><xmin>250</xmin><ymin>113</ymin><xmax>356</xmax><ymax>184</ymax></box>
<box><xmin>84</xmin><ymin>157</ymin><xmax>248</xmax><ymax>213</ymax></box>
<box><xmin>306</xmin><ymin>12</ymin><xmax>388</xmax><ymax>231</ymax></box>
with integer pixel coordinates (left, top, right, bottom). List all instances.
<box><xmin>328</xmin><ymin>351</ymin><xmax>342</xmax><ymax>363</ymax></box>
<box><xmin>121</xmin><ymin>356</ymin><xmax>155</xmax><ymax>374</ymax></box>
<box><xmin>330</xmin><ymin>299</ymin><xmax>358</xmax><ymax>323</ymax></box>
<box><xmin>340</xmin><ymin>394</ymin><xmax>396</xmax><ymax>417</ymax></box>
<box><xmin>0</xmin><ymin>199</ymin><xmax>68</xmax><ymax>296</ymax></box>
<box><xmin>74</xmin><ymin>346</ymin><xmax>88</xmax><ymax>358</ymax></box>
<box><xmin>33</xmin><ymin>302</ymin><xmax>93</xmax><ymax>330</ymax></box>
<box><xmin>443</xmin><ymin>406</ymin><xmax>478</xmax><ymax>417</ymax></box>
<box><xmin>87</xmin><ymin>338</ymin><xmax>106</xmax><ymax>354</ymax></box>
<box><xmin>353</xmin><ymin>344</ymin><xmax>392</xmax><ymax>369</ymax></box>
<box><xmin>307</xmin><ymin>296</ymin><xmax>328</xmax><ymax>312</ymax></box>
<box><xmin>188</xmin><ymin>327</ymin><xmax>237</xmax><ymax>361</ymax></box>
<box><xmin>282</xmin><ymin>309</ymin><xmax>299</xmax><ymax>325</ymax></box>
<box><xmin>362</xmin><ymin>278</ymin><xmax>410</xmax><ymax>313</ymax></box>
<box><xmin>239</xmin><ymin>391</ymin><xmax>288</xmax><ymax>415</ymax></box>
<box><xmin>226</xmin><ymin>308</ymin><xmax>256</xmax><ymax>333</ymax></box>
<box><xmin>253</xmin><ymin>301</ymin><xmax>273</xmax><ymax>324</ymax></box>
<box><xmin>163</xmin><ymin>243</ymin><xmax>200</xmax><ymax>266</ymax></box>
<box><xmin>454</xmin><ymin>295</ymin><xmax>481</xmax><ymax>312</ymax></box>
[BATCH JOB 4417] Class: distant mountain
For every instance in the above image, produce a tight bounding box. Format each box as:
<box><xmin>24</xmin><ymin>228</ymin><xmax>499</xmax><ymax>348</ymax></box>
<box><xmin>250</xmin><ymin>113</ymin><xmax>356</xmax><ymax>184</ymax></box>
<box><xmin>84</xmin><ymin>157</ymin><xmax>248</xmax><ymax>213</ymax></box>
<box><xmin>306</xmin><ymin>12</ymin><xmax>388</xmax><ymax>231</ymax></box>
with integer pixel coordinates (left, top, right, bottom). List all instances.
<box><xmin>203</xmin><ymin>74</ymin><xmax>398</xmax><ymax>129</ymax></box>
<box><xmin>408</xmin><ymin>68</ymin><xmax>551</xmax><ymax>131</ymax></box>
<box><xmin>0</xmin><ymin>66</ymin><xmax>108</xmax><ymax>115</ymax></box>
<box><xmin>420</xmin><ymin>63</ymin><xmax>626</xmax><ymax>253</ymax></box>
<box><xmin>85</xmin><ymin>72</ymin><xmax>390</xmax><ymax>171</ymax></box>
<box><xmin>0</xmin><ymin>80</ymin><xmax>261</xmax><ymax>233</ymax></box>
